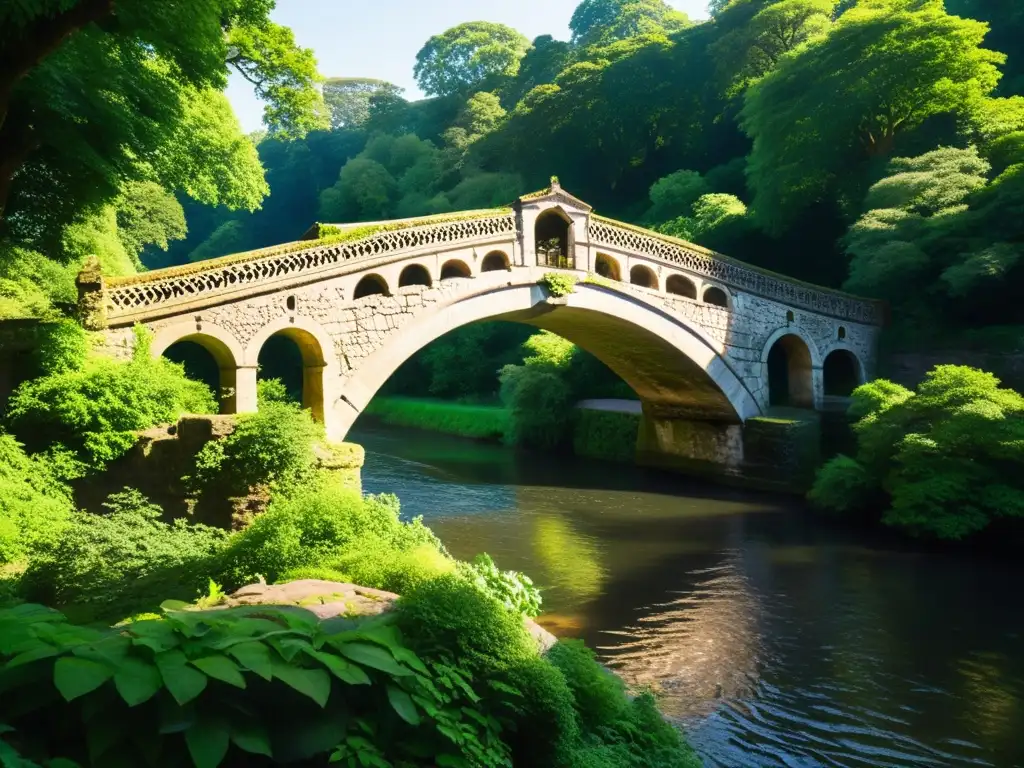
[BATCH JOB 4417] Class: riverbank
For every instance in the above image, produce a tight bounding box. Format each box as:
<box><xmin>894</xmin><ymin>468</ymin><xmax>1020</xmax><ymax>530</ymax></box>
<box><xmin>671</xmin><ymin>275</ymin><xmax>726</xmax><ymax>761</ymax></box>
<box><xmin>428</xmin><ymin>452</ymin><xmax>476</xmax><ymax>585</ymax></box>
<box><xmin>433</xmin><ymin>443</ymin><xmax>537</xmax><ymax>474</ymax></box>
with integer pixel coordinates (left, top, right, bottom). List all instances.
<box><xmin>364</xmin><ymin>395</ymin><xmax>644</xmax><ymax>464</ymax></box>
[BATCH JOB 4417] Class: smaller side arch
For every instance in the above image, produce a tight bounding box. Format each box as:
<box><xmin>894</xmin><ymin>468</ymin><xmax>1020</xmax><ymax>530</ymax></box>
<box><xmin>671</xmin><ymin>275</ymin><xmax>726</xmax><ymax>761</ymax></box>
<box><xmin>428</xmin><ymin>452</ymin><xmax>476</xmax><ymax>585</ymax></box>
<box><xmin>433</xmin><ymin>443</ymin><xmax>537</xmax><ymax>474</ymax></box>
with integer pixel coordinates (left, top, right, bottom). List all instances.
<box><xmin>151</xmin><ymin>322</ymin><xmax>245</xmax><ymax>414</ymax></box>
<box><xmin>594</xmin><ymin>253</ymin><xmax>621</xmax><ymax>281</ymax></box>
<box><xmin>354</xmin><ymin>274</ymin><xmax>390</xmax><ymax>298</ymax></box>
<box><xmin>399</xmin><ymin>263</ymin><xmax>432</xmax><ymax>288</ymax></box>
<box><xmin>821</xmin><ymin>345</ymin><xmax>864</xmax><ymax>397</ymax></box>
<box><xmin>666</xmin><ymin>274</ymin><xmax>697</xmax><ymax>299</ymax></box>
<box><xmin>440</xmin><ymin>259</ymin><xmax>472</xmax><ymax>280</ymax></box>
<box><xmin>629</xmin><ymin>264</ymin><xmax>658</xmax><ymax>289</ymax></box>
<box><xmin>761</xmin><ymin>328</ymin><xmax>820</xmax><ymax>409</ymax></box>
<box><xmin>481</xmin><ymin>251</ymin><xmax>511</xmax><ymax>272</ymax></box>
<box><xmin>703</xmin><ymin>286</ymin><xmax>729</xmax><ymax>309</ymax></box>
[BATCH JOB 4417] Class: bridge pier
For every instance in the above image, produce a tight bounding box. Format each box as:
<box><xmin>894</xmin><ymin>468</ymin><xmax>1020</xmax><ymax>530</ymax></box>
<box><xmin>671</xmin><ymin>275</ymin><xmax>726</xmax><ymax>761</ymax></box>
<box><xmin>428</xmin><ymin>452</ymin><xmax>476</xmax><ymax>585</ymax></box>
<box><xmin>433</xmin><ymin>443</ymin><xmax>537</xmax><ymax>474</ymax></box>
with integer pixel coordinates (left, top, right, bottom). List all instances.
<box><xmin>636</xmin><ymin>408</ymin><xmax>821</xmax><ymax>493</ymax></box>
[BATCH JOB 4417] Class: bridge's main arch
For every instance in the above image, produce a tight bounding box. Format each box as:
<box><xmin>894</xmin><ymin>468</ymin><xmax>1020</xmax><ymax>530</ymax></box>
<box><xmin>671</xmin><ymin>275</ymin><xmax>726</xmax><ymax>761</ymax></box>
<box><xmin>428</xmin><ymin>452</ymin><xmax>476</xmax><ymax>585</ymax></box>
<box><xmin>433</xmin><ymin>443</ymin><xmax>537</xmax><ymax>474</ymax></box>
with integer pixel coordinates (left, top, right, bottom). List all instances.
<box><xmin>329</xmin><ymin>279</ymin><xmax>761</xmax><ymax>440</ymax></box>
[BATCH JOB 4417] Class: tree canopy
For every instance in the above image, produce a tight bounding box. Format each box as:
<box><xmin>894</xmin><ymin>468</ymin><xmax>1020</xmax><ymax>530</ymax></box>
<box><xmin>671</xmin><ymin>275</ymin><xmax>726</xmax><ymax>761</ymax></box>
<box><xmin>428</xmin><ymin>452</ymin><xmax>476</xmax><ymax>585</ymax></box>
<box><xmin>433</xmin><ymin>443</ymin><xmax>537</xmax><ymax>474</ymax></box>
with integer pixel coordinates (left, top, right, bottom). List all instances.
<box><xmin>570</xmin><ymin>0</ymin><xmax>691</xmax><ymax>47</ymax></box>
<box><xmin>414</xmin><ymin>22</ymin><xmax>531</xmax><ymax>98</ymax></box>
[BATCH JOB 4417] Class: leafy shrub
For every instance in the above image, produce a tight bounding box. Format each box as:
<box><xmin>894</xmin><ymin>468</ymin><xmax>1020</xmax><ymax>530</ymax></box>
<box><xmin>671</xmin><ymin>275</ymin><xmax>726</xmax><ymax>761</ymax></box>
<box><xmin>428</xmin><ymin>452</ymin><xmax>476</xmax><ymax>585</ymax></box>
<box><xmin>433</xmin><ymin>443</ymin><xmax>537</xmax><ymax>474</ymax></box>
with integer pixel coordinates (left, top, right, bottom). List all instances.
<box><xmin>501</xmin><ymin>657</ymin><xmax>580</xmax><ymax>766</ymax></box>
<box><xmin>256</xmin><ymin>376</ymin><xmax>290</xmax><ymax>405</ymax></box>
<box><xmin>330</xmin><ymin>537</ymin><xmax>456</xmax><ymax>595</ymax></box>
<box><xmin>0</xmin><ymin>245</ymin><xmax>78</xmax><ymax>320</ymax></box>
<box><xmin>499</xmin><ymin>363</ymin><xmax>572</xmax><ymax>449</ymax></box>
<box><xmin>20</xmin><ymin>488</ymin><xmax>228</xmax><ymax>617</ymax></box>
<box><xmin>548</xmin><ymin>640</ymin><xmax>627</xmax><ymax>731</ymax></box>
<box><xmin>216</xmin><ymin>481</ymin><xmax>444</xmax><ymax>590</ymax></box>
<box><xmin>572</xmin><ymin>409</ymin><xmax>640</xmax><ymax>463</ymax></box>
<box><xmin>395</xmin><ymin>574</ymin><xmax>536</xmax><ymax>677</ymax></box>
<box><xmin>0</xmin><ymin>602</ymin><xmax>517</xmax><ymax>767</ymax></box>
<box><xmin>457</xmin><ymin>553</ymin><xmax>542</xmax><ymax>617</ymax></box>
<box><xmin>540</xmin><ymin>271</ymin><xmax>578</xmax><ymax>297</ymax></box>
<box><xmin>365</xmin><ymin>396</ymin><xmax>510</xmax><ymax>440</ymax></box>
<box><xmin>0</xmin><ymin>433</ymin><xmax>74</xmax><ymax>566</ymax></box>
<box><xmin>6</xmin><ymin>326</ymin><xmax>215</xmax><ymax>469</ymax></box>
<box><xmin>810</xmin><ymin>365</ymin><xmax>1024</xmax><ymax>539</ymax></box>
<box><xmin>189</xmin><ymin>398</ymin><xmax>321</xmax><ymax>497</ymax></box>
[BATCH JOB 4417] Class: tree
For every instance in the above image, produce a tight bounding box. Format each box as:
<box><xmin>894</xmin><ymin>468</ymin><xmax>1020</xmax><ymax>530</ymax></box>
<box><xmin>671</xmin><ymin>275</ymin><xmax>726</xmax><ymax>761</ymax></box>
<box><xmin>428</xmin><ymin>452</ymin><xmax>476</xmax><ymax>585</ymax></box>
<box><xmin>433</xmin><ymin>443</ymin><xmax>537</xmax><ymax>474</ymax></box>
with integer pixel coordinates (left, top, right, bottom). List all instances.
<box><xmin>646</xmin><ymin>169</ymin><xmax>710</xmax><ymax>223</ymax></box>
<box><xmin>741</xmin><ymin>0</ymin><xmax>1004</xmax><ymax>233</ymax></box>
<box><xmin>114</xmin><ymin>182</ymin><xmax>187</xmax><ymax>266</ymax></box>
<box><xmin>569</xmin><ymin>0</ymin><xmax>690</xmax><ymax>48</ymax></box>
<box><xmin>443</xmin><ymin>92</ymin><xmax>508</xmax><ymax>151</ymax></box>
<box><xmin>318</xmin><ymin>158</ymin><xmax>398</xmax><ymax>222</ymax></box>
<box><xmin>0</xmin><ymin>0</ymin><xmax>323</xmax><ymax>226</ymax></box>
<box><xmin>506</xmin><ymin>36</ymin><xmax>574</xmax><ymax>106</ymax></box>
<box><xmin>414</xmin><ymin>22</ymin><xmax>530</xmax><ymax>97</ymax></box>
<box><xmin>323</xmin><ymin>77</ymin><xmax>405</xmax><ymax>129</ymax></box>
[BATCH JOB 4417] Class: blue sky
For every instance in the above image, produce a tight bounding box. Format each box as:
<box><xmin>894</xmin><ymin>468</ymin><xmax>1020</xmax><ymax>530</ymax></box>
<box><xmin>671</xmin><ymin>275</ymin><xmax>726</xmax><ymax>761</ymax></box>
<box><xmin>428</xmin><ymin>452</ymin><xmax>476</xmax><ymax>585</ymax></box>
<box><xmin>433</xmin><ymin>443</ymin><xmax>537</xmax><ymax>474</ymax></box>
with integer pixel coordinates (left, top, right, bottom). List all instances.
<box><xmin>227</xmin><ymin>0</ymin><xmax>711</xmax><ymax>132</ymax></box>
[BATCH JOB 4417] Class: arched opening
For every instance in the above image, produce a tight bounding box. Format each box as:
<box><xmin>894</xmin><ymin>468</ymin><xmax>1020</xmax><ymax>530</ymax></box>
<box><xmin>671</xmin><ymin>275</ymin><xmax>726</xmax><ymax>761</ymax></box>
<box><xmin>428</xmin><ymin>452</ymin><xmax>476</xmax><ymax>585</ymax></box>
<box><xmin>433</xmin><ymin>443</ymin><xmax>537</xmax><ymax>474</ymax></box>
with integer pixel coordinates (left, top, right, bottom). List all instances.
<box><xmin>786</xmin><ymin>310</ymin><xmax>794</xmax><ymax>323</ymax></box>
<box><xmin>767</xmin><ymin>334</ymin><xmax>814</xmax><ymax>408</ymax></box>
<box><xmin>354</xmin><ymin>274</ymin><xmax>389</xmax><ymax>299</ymax></box>
<box><xmin>666</xmin><ymin>274</ymin><xmax>696</xmax><ymax>299</ymax></box>
<box><xmin>481</xmin><ymin>251</ymin><xmax>510</xmax><ymax>273</ymax></box>
<box><xmin>440</xmin><ymin>259</ymin><xmax>472</xmax><ymax>280</ymax></box>
<box><xmin>399</xmin><ymin>264</ymin><xmax>432</xmax><ymax>288</ymax></box>
<box><xmin>256</xmin><ymin>328</ymin><xmax>327</xmax><ymax>422</ymax></box>
<box><xmin>161</xmin><ymin>335</ymin><xmax>237</xmax><ymax>413</ymax></box>
<box><xmin>594</xmin><ymin>253</ymin><xmax>621</xmax><ymax>281</ymax></box>
<box><xmin>629</xmin><ymin>264</ymin><xmax>657</xmax><ymax>289</ymax></box>
<box><xmin>703</xmin><ymin>287</ymin><xmax>729</xmax><ymax>308</ymax></box>
<box><xmin>535</xmin><ymin>209</ymin><xmax>573</xmax><ymax>269</ymax></box>
<box><xmin>838</xmin><ymin>326</ymin><xmax>847</xmax><ymax>340</ymax></box>
<box><xmin>823</xmin><ymin>349</ymin><xmax>861</xmax><ymax>397</ymax></box>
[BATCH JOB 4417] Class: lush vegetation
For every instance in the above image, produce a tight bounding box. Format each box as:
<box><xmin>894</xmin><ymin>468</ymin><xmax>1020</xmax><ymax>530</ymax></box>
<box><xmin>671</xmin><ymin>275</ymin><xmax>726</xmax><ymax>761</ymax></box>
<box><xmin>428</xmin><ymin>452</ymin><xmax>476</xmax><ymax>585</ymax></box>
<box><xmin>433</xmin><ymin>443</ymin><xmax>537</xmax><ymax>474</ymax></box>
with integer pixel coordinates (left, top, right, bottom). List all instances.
<box><xmin>572</xmin><ymin>410</ymin><xmax>642</xmax><ymax>464</ymax></box>
<box><xmin>810</xmin><ymin>365</ymin><xmax>1024</xmax><ymax>540</ymax></box>
<box><xmin>365</xmin><ymin>397</ymin><xmax>510</xmax><ymax>441</ymax></box>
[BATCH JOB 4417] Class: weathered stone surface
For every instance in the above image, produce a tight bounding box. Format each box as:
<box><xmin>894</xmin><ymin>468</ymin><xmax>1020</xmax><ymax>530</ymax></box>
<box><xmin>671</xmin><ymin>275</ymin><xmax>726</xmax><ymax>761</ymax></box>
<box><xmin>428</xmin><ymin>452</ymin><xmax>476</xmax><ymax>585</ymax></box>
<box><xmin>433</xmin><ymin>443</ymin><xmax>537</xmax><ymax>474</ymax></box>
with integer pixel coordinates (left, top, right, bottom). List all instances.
<box><xmin>221</xmin><ymin>580</ymin><xmax>558</xmax><ymax>653</ymax></box>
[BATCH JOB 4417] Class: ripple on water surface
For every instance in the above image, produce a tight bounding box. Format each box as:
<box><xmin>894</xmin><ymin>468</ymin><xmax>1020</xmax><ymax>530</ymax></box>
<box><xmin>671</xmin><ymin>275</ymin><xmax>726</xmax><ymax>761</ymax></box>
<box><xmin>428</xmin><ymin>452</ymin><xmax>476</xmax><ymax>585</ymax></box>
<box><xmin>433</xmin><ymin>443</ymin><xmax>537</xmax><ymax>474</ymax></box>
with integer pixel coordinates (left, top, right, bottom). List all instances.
<box><xmin>353</xmin><ymin>424</ymin><xmax>1024</xmax><ymax>768</ymax></box>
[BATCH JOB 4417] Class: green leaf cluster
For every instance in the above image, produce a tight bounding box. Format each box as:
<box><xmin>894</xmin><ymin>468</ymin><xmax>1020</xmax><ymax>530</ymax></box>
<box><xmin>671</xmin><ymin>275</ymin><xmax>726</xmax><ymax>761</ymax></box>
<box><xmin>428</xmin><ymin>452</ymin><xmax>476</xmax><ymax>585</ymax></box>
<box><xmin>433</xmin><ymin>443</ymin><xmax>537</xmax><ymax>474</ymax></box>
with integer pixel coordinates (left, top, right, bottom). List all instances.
<box><xmin>456</xmin><ymin>554</ymin><xmax>543</xmax><ymax>618</ymax></box>
<box><xmin>810</xmin><ymin>365</ymin><xmax>1024</xmax><ymax>539</ymax></box>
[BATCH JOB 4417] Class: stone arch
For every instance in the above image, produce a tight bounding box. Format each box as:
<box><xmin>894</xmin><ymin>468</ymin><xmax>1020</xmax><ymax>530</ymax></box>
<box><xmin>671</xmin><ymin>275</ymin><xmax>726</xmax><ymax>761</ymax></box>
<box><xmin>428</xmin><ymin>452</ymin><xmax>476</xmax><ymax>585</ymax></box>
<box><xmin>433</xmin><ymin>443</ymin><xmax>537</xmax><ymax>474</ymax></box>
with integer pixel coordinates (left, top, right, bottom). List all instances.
<box><xmin>629</xmin><ymin>264</ymin><xmax>658</xmax><ymax>289</ymax></box>
<box><xmin>666</xmin><ymin>274</ymin><xmax>697</xmax><ymax>299</ymax></box>
<box><xmin>763</xmin><ymin>331</ymin><xmax>815</xmax><ymax>408</ymax></box>
<box><xmin>822</xmin><ymin>347</ymin><xmax>863</xmax><ymax>397</ymax></box>
<box><xmin>440</xmin><ymin>259</ymin><xmax>472</xmax><ymax>280</ymax></box>
<box><xmin>398</xmin><ymin>263</ymin><xmax>432</xmax><ymax>288</ymax></box>
<box><xmin>535</xmin><ymin>207</ymin><xmax>573</xmax><ymax>268</ymax></box>
<box><xmin>481</xmin><ymin>251</ymin><xmax>510</xmax><ymax>272</ymax></box>
<box><xmin>245</xmin><ymin>316</ymin><xmax>335</xmax><ymax>425</ymax></box>
<box><xmin>354</xmin><ymin>274</ymin><xmax>390</xmax><ymax>299</ymax></box>
<box><xmin>594</xmin><ymin>253</ymin><xmax>621</xmax><ymax>281</ymax></box>
<box><xmin>333</xmin><ymin>282</ymin><xmax>761</xmax><ymax>439</ymax></box>
<box><xmin>151</xmin><ymin>322</ymin><xmax>244</xmax><ymax>414</ymax></box>
<box><xmin>703</xmin><ymin>286</ymin><xmax>729</xmax><ymax>309</ymax></box>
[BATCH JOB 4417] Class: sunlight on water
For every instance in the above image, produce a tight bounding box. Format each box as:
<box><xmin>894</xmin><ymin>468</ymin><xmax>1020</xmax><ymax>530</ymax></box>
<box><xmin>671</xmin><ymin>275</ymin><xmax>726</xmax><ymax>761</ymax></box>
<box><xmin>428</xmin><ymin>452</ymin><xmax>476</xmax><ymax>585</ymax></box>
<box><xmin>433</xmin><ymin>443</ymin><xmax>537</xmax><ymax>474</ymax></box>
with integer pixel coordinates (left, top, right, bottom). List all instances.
<box><xmin>353</xmin><ymin>423</ymin><xmax>1024</xmax><ymax>768</ymax></box>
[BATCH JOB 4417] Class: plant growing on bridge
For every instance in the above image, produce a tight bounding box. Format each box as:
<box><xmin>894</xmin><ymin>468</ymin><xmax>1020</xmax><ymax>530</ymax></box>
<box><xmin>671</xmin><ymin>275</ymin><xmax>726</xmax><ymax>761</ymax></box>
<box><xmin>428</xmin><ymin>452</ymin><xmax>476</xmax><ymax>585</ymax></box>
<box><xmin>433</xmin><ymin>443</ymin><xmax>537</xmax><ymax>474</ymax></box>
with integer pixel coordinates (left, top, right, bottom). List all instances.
<box><xmin>540</xmin><ymin>271</ymin><xmax>578</xmax><ymax>297</ymax></box>
<box><xmin>810</xmin><ymin>365</ymin><xmax>1024</xmax><ymax>539</ymax></box>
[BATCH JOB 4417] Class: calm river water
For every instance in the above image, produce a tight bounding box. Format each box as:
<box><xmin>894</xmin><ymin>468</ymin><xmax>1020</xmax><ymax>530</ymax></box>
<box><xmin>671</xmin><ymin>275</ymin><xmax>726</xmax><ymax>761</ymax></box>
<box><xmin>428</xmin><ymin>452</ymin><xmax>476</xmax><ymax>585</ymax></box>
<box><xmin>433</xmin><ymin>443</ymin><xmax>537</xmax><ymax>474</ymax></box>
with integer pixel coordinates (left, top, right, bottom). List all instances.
<box><xmin>352</xmin><ymin>422</ymin><xmax>1024</xmax><ymax>768</ymax></box>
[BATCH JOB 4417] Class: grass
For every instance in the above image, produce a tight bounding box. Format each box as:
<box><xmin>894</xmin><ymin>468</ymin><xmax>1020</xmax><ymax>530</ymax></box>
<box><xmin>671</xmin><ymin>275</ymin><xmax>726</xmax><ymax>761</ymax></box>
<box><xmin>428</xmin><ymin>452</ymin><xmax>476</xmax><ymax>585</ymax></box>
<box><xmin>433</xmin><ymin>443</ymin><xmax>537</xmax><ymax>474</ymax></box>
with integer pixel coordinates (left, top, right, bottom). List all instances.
<box><xmin>364</xmin><ymin>397</ymin><xmax>510</xmax><ymax>441</ymax></box>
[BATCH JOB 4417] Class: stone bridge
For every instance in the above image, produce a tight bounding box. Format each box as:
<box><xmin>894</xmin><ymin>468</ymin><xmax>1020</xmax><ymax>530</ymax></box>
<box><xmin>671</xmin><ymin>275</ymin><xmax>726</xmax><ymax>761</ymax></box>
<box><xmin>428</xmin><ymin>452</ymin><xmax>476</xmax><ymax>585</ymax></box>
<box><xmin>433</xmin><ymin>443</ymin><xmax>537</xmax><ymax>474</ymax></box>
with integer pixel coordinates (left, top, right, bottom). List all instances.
<box><xmin>81</xmin><ymin>182</ymin><xmax>883</xmax><ymax>484</ymax></box>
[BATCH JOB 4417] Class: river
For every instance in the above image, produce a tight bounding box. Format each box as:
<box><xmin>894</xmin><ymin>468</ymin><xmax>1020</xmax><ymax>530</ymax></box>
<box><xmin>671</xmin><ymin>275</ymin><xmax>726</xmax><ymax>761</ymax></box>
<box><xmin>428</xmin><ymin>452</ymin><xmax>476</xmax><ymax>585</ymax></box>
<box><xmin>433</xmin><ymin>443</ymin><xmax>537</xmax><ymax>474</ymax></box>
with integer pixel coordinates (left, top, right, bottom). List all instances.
<box><xmin>351</xmin><ymin>422</ymin><xmax>1024</xmax><ymax>768</ymax></box>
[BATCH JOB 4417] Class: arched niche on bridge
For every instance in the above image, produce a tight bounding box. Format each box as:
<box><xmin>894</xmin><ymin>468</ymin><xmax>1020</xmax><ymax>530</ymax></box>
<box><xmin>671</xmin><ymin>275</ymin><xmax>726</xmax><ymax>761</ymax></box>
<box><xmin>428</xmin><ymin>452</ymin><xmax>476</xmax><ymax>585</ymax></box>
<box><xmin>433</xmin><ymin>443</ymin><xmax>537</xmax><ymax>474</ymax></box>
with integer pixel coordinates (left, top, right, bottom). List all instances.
<box><xmin>399</xmin><ymin>264</ymin><xmax>432</xmax><ymax>288</ymax></box>
<box><xmin>823</xmin><ymin>349</ymin><xmax>862</xmax><ymax>397</ymax></box>
<box><xmin>156</xmin><ymin>330</ymin><xmax>240</xmax><ymax>414</ymax></box>
<box><xmin>766</xmin><ymin>334</ymin><xmax>814</xmax><ymax>408</ymax></box>
<box><xmin>703</xmin><ymin>286</ymin><xmax>729</xmax><ymax>309</ymax></box>
<box><xmin>354</xmin><ymin>274</ymin><xmax>390</xmax><ymax>299</ymax></box>
<box><xmin>481</xmin><ymin>251</ymin><xmax>511</xmax><ymax>272</ymax></box>
<box><xmin>666</xmin><ymin>274</ymin><xmax>697</xmax><ymax>299</ymax></box>
<box><xmin>440</xmin><ymin>259</ymin><xmax>472</xmax><ymax>280</ymax></box>
<box><xmin>535</xmin><ymin>208</ymin><xmax>574</xmax><ymax>269</ymax></box>
<box><xmin>594</xmin><ymin>253</ymin><xmax>621</xmax><ymax>281</ymax></box>
<box><xmin>629</xmin><ymin>264</ymin><xmax>657</xmax><ymax>289</ymax></box>
<box><xmin>253</xmin><ymin>326</ymin><xmax>328</xmax><ymax>423</ymax></box>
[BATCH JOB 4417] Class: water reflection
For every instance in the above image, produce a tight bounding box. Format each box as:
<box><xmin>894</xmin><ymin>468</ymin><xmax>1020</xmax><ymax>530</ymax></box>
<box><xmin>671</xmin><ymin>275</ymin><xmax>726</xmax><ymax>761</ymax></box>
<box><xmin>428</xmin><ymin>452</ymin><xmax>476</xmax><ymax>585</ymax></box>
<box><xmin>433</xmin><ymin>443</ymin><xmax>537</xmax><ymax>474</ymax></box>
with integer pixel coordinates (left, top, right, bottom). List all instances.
<box><xmin>353</xmin><ymin>422</ymin><xmax>1024</xmax><ymax>768</ymax></box>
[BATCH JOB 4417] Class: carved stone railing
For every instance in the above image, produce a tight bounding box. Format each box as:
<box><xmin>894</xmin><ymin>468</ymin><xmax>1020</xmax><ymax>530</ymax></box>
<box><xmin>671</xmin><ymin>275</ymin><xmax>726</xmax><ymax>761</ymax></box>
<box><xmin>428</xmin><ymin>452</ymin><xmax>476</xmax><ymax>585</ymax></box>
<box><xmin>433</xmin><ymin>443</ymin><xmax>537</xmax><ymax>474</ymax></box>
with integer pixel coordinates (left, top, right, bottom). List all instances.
<box><xmin>103</xmin><ymin>212</ymin><xmax>516</xmax><ymax>322</ymax></box>
<box><xmin>589</xmin><ymin>217</ymin><xmax>884</xmax><ymax>325</ymax></box>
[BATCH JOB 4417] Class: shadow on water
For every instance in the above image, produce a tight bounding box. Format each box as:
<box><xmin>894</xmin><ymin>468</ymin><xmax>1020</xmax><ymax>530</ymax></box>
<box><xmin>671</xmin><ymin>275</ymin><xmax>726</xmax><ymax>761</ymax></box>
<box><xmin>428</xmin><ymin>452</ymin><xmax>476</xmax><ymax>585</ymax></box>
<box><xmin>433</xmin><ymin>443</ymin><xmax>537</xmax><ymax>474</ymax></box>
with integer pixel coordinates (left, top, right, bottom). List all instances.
<box><xmin>351</xmin><ymin>423</ymin><xmax>1024</xmax><ymax>768</ymax></box>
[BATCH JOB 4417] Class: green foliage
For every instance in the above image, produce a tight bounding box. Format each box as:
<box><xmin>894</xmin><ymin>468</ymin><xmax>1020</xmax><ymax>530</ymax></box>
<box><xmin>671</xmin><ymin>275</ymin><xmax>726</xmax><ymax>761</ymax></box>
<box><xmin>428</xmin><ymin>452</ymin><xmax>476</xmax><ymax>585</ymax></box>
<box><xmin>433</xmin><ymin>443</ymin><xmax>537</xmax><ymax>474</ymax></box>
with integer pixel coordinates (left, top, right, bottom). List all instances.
<box><xmin>540</xmin><ymin>272</ymin><xmax>579</xmax><ymax>297</ymax></box>
<box><xmin>365</xmin><ymin>397</ymin><xmax>510</xmax><ymax>441</ymax></box>
<box><xmin>414</xmin><ymin>22</ymin><xmax>531</xmax><ymax>97</ymax></box>
<box><xmin>6</xmin><ymin>329</ymin><xmax>216</xmax><ymax>469</ymax></box>
<box><xmin>323</xmin><ymin>77</ymin><xmax>404</xmax><ymax>129</ymax></box>
<box><xmin>570</xmin><ymin>0</ymin><xmax>691</xmax><ymax>48</ymax></box>
<box><xmin>216</xmin><ymin>481</ymin><xmax>444</xmax><ymax>591</ymax></box>
<box><xmin>0</xmin><ymin>601</ymin><xmax>514</xmax><ymax>767</ymax></box>
<box><xmin>457</xmin><ymin>554</ymin><xmax>542</xmax><ymax>618</ymax></box>
<box><xmin>0</xmin><ymin>245</ymin><xmax>78</xmax><ymax>320</ymax></box>
<box><xmin>499</xmin><ymin>364</ymin><xmax>573</xmax><ymax>450</ymax></box>
<box><xmin>19</xmin><ymin>488</ymin><xmax>228</xmax><ymax>616</ymax></box>
<box><xmin>0</xmin><ymin>434</ymin><xmax>74</xmax><ymax>567</ymax></box>
<box><xmin>810</xmin><ymin>366</ymin><xmax>1024</xmax><ymax>539</ymax></box>
<box><xmin>189</xmin><ymin>400</ymin><xmax>321</xmax><ymax>498</ymax></box>
<box><xmin>742</xmin><ymin>0</ymin><xmax>1004</xmax><ymax>232</ymax></box>
<box><xmin>114</xmin><ymin>181</ymin><xmax>188</xmax><ymax>265</ymax></box>
<box><xmin>572</xmin><ymin>409</ymin><xmax>640</xmax><ymax>463</ymax></box>
<box><xmin>646</xmin><ymin>170</ymin><xmax>710</xmax><ymax>223</ymax></box>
